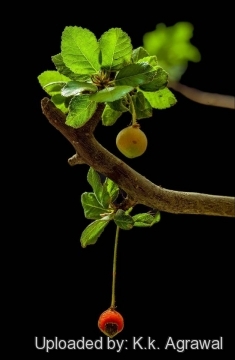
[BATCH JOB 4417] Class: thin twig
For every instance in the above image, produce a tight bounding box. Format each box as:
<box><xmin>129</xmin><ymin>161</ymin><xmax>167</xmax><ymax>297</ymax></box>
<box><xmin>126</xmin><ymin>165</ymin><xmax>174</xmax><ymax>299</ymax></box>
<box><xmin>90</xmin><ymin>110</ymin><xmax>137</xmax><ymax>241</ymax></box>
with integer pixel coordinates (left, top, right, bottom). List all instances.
<box><xmin>68</xmin><ymin>153</ymin><xmax>85</xmax><ymax>166</ymax></box>
<box><xmin>168</xmin><ymin>81</ymin><xmax>235</xmax><ymax>109</ymax></box>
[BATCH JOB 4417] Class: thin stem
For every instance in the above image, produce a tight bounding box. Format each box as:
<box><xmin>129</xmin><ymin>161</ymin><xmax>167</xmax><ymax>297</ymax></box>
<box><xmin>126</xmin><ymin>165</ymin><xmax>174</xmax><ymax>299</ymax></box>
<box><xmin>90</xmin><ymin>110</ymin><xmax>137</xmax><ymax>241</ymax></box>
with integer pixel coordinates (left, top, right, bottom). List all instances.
<box><xmin>128</xmin><ymin>94</ymin><xmax>137</xmax><ymax>125</ymax></box>
<box><xmin>110</xmin><ymin>226</ymin><xmax>120</xmax><ymax>309</ymax></box>
<box><xmin>168</xmin><ymin>81</ymin><xmax>235</xmax><ymax>109</ymax></box>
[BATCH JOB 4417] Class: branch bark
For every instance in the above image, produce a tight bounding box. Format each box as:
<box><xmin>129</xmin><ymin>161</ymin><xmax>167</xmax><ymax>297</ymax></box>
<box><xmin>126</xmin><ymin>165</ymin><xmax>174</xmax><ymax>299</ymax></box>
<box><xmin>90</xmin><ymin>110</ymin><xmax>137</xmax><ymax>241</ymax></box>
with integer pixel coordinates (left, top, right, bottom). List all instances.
<box><xmin>41</xmin><ymin>97</ymin><xmax>235</xmax><ymax>217</ymax></box>
<box><xmin>168</xmin><ymin>82</ymin><xmax>235</xmax><ymax>109</ymax></box>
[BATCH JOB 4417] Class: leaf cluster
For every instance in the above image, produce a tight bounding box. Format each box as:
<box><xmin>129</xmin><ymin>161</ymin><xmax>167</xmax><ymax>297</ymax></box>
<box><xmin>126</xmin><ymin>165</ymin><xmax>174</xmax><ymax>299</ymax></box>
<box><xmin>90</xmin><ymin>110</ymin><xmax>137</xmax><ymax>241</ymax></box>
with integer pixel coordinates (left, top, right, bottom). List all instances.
<box><xmin>143</xmin><ymin>22</ymin><xmax>201</xmax><ymax>81</ymax></box>
<box><xmin>80</xmin><ymin>168</ymin><xmax>160</xmax><ymax>247</ymax></box>
<box><xmin>38</xmin><ymin>27</ymin><xmax>177</xmax><ymax>129</ymax></box>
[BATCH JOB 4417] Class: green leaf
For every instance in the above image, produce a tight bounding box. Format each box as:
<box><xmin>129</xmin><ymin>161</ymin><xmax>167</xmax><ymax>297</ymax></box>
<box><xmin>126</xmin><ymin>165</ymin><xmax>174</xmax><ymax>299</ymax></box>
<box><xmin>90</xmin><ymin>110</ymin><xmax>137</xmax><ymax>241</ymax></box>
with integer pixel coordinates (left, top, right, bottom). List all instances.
<box><xmin>51</xmin><ymin>93</ymin><xmax>65</xmax><ymax>105</ymax></box>
<box><xmin>114</xmin><ymin>210</ymin><xmax>134</xmax><ymax>230</ymax></box>
<box><xmin>61</xmin><ymin>26</ymin><xmax>100</xmax><ymax>75</ymax></box>
<box><xmin>132</xmin><ymin>47</ymin><xmax>149</xmax><ymax>63</ymax></box>
<box><xmin>132</xmin><ymin>92</ymin><xmax>152</xmax><ymax>119</ymax></box>
<box><xmin>64</xmin><ymin>96</ymin><xmax>73</xmax><ymax>108</ymax></box>
<box><xmin>90</xmin><ymin>86</ymin><xmax>133</xmax><ymax>102</ymax></box>
<box><xmin>115</xmin><ymin>63</ymin><xmax>157</xmax><ymax>87</ymax></box>
<box><xmin>143</xmin><ymin>22</ymin><xmax>201</xmax><ymax>81</ymax></box>
<box><xmin>86</xmin><ymin>168</ymin><xmax>119</xmax><ymax>210</ymax></box>
<box><xmin>61</xmin><ymin>81</ymin><xmax>97</xmax><ymax>97</ymax></box>
<box><xmin>51</xmin><ymin>94</ymin><xmax>68</xmax><ymax>113</ymax></box>
<box><xmin>81</xmin><ymin>192</ymin><xmax>108</xmax><ymax>220</ymax></box>
<box><xmin>137</xmin><ymin>55</ymin><xmax>158</xmax><ymax>67</ymax></box>
<box><xmin>38</xmin><ymin>70</ymin><xmax>70</xmax><ymax>95</ymax></box>
<box><xmin>108</xmin><ymin>99</ymin><xmax>128</xmax><ymax>112</ymax></box>
<box><xmin>87</xmin><ymin>168</ymin><xmax>103</xmax><ymax>203</ymax></box>
<box><xmin>43</xmin><ymin>82</ymin><xmax>67</xmax><ymax>95</ymax></box>
<box><xmin>102</xmin><ymin>105</ymin><xmax>122</xmax><ymax>126</ymax></box>
<box><xmin>139</xmin><ymin>67</ymin><xmax>168</xmax><ymax>92</ymax></box>
<box><xmin>102</xmin><ymin>178</ymin><xmax>119</xmax><ymax>208</ymax></box>
<box><xmin>80</xmin><ymin>219</ymin><xmax>109</xmax><ymax>247</ymax></box>
<box><xmin>133</xmin><ymin>212</ymin><xmax>161</xmax><ymax>227</ymax></box>
<box><xmin>99</xmin><ymin>28</ymin><xmax>132</xmax><ymax>70</ymax></box>
<box><xmin>66</xmin><ymin>94</ymin><xmax>97</xmax><ymax>128</ymax></box>
<box><xmin>52</xmin><ymin>53</ymin><xmax>90</xmax><ymax>81</ymax></box>
<box><xmin>141</xmin><ymin>88</ymin><xmax>177</xmax><ymax>109</ymax></box>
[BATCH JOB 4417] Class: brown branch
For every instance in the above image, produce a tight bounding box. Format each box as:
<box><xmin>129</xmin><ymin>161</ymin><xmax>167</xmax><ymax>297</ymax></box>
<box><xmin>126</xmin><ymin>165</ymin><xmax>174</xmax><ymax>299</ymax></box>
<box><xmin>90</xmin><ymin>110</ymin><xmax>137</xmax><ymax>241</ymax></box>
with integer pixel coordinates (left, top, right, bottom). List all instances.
<box><xmin>41</xmin><ymin>97</ymin><xmax>235</xmax><ymax>217</ymax></box>
<box><xmin>68</xmin><ymin>153</ymin><xmax>85</xmax><ymax>166</ymax></box>
<box><xmin>168</xmin><ymin>81</ymin><xmax>235</xmax><ymax>109</ymax></box>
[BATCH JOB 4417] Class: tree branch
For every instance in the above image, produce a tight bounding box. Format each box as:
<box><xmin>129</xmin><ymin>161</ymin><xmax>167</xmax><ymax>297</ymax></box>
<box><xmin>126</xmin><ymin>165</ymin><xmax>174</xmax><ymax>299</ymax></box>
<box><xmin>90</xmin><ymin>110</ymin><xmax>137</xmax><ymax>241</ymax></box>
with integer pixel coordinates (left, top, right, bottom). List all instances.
<box><xmin>168</xmin><ymin>81</ymin><xmax>235</xmax><ymax>109</ymax></box>
<box><xmin>41</xmin><ymin>97</ymin><xmax>235</xmax><ymax>217</ymax></box>
<box><xmin>68</xmin><ymin>153</ymin><xmax>85</xmax><ymax>166</ymax></box>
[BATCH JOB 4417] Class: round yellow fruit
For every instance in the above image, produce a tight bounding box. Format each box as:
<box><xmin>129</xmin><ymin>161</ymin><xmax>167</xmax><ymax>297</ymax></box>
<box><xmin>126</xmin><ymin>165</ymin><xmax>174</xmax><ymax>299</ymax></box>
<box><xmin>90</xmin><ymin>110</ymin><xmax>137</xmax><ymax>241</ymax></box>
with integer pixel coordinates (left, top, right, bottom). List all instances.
<box><xmin>116</xmin><ymin>124</ymin><xmax>148</xmax><ymax>158</ymax></box>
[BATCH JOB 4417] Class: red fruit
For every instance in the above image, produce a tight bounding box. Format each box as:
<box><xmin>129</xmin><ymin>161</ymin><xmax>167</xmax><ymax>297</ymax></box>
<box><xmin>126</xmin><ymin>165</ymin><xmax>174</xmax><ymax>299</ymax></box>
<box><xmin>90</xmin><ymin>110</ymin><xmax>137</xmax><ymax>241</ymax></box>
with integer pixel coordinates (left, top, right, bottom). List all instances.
<box><xmin>98</xmin><ymin>308</ymin><xmax>124</xmax><ymax>338</ymax></box>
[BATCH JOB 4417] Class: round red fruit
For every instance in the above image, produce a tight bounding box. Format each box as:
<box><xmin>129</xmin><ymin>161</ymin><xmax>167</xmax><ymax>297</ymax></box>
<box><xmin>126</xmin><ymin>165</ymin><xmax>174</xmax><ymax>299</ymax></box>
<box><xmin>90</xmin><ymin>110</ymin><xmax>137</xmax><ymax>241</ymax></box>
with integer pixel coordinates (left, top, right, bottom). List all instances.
<box><xmin>98</xmin><ymin>308</ymin><xmax>124</xmax><ymax>338</ymax></box>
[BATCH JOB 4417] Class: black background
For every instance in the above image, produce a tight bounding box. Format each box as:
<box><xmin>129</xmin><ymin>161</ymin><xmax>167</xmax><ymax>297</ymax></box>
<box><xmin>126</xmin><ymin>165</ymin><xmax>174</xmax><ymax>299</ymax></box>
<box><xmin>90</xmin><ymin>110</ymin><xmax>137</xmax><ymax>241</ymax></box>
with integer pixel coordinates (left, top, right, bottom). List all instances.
<box><xmin>24</xmin><ymin>4</ymin><xmax>234</xmax><ymax>355</ymax></box>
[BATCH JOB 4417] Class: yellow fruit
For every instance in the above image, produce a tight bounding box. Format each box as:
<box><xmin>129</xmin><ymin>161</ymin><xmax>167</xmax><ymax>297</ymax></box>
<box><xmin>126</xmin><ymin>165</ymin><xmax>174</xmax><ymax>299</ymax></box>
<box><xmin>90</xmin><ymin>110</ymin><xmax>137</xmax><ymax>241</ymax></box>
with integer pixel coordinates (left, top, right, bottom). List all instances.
<box><xmin>116</xmin><ymin>124</ymin><xmax>148</xmax><ymax>158</ymax></box>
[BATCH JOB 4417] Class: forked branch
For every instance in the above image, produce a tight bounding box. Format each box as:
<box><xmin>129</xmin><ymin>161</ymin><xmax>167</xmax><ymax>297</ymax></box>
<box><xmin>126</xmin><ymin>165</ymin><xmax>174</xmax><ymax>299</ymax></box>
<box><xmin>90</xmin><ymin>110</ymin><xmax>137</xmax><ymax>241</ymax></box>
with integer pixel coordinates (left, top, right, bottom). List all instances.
<box><xmin>41</xmin><ymin>97</ymin><xmax>235</xmax><ymax>217</ymax></box>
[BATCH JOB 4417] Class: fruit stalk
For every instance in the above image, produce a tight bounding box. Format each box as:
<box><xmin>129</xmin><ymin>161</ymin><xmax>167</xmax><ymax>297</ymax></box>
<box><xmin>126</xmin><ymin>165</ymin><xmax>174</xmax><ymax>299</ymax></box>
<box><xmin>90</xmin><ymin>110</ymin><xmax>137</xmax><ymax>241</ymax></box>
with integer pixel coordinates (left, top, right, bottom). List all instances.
<box><xmin>128</xmin><ymin>94</ymin><xmax>137</xmax><ymax>125</ymax></box>
<box><xmin>111</xmin><ymin>225</ymin><xmax>120</xmax><ymax>309</ymax></box>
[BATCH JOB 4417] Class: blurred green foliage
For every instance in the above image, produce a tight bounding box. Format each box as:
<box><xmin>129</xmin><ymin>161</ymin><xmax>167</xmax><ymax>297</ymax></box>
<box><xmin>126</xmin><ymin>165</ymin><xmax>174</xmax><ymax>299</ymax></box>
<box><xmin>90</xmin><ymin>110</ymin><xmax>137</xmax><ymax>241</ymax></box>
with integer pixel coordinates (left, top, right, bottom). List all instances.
<box><xmin>143</xmin><ymin>22</ymin><xmax>201</xmax><ymax>81</ymax></box>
